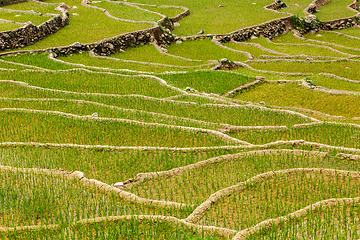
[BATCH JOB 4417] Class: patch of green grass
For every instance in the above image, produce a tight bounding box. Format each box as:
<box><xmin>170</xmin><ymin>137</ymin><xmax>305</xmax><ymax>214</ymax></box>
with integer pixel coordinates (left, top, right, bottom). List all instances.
<box><xmin>202</xmin><ymin>172</ymin><xmax>360</xmax><ymax>230</ymax></box>
<box><xmin>161</xmin><ymin>71</ymin><xmax>255</xmax><ymax>95</ymax></box>
<box><xmin>278</xmin><ymin>0</ymin><xmax>314</xmax><ymax>17</ymax></box>
<box><xmin>0</xmin><ymin>9</ymin><xmax>52</xmax><ymax>25</ymax></box>
<box><xmin>0</xmin><ymin>110</ymin><xmax>232</xmax><ymax>147</ymax></box>
<box><xmin>230</xmin><ymin>123</ymin><xmax>360</xmax><ymax>149</ymax></box>
<box><xmin>257</xmin><ymin>203</ymin><xmax>360</xmax><ymax>239</ymax></box>
<box><xmin>58</xmin><ymin>51</ymin><xmax>212</xmax><ymax>73</ymax></box>
<box><xmin>272</xmin><ymin>31</ymin><xmax>360</xmax><ymax>56</ymax></box>
<box><xmin>335</xmin><ymin>26</ymin><xmax>360</xmax><ymax>38</ymax></box>
<box><xmin>110</xmin><ymin>44</ymin><xmax>208</xmax><ymax>66</ymax></box>
<box><xmin>305</xmin><ymin>31</ymin><xmax>360</xmax><ymax>50</ymax></box>
<box><xmin>246</xmin><ymin>36</ymin><xmax>348</xmax><ymax>57</ymax></box>
<box><xmin>0</xmin><ymin>170</ymin><xmax>159</xmax><ymax>228</ymax></box>
<box><xmin>91</xmin><ymin>1</ymin><xmax>161</xmax><ymax>21</ymax></box>
<box><xmin>2</xmin><ymin>1</ymin><xmax>58</xmax><ymax>14</ymax></box>
<box><xmin>139</xmin><ymin>5</ymin><xmax>184</xmax><ymax>18</ymax></box>
<box><xmin>0</xmin><ymin>80</ymin><xmax>310</xmax><ymax>127</ymax></box>
<box><xmin>0</xmin><ymin>146</ymin><xmax>242</xmax><ymax>184</ymax></box>
<box><xmin>315</xmin><ymin>0</ymin><xmax>355</xmax><ymax>21</ymax></box>
<box><xmin>247</xmin><ymin>60</ymin><xmax>360</xmax><ymax>81</ymax></box>
<box><xmin>0</xmin><ymin>70</ymin><xmax>179</xmax><ymax>98</ymax></box>
<box><xmin>0</xmin><ymin>21</ymin><xmax>22</xmax><ymax>31</ymax></box>
<box><xmin>10</xmin><ymin>0</ymin><xmax>152</xmax><ymax>50</ymax></box>
<box><xmin>234</xmin><ymin>82</ymin><xmax>360</xmax><ymax>118</ymax></box>
<box><xmin>167</xmin><ymin>39</ymin><xmax>248</xmax><ymax>61</ymax></box>
<box><xmin>132</xmin><ymin>151</ymin><xmax>360</xmax><ymax>205</ymax></box>
<box><xmin>312</xmin><ymin>74</ymin><xmax>360</xmax><ymax>92</ymax></box>
<box><xmin>224</xmin><ymin>41</ymin><xmax>281</xmax><ymax>58</ymax></box>
<box><xmin>0</xmin><ymin>52</ymin><xmax>82</xmax><ymax>70</ymax></box>
<box><xmin>128</xmin><ymin>0</ymin><xmax>284</xmax><ymax>36</ymax></box>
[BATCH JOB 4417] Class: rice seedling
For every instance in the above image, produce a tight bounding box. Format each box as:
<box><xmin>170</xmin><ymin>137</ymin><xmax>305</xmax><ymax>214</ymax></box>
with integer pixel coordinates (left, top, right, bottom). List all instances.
<box><xmin>257</xmin><ymin>202</ymin><xmax>360</xmax><ymax>239</ymax></box>
<box><xmin>305</xmin><ymin>31</ymin><xmax>360</xmax><ymax>50</ymax></box>
<box><xmin>234</xmin><ymin>82</ymin><xmax>360</xmax><ymax>118</ymax></box>
<box><xmin>90</xmin><ymin>1</ymin><xmax>161</xmax><ymax>22</ymax></box>
<box><xmin>201</xmin><ymin>171</ymin><xmax>360</xmax><ymax>230</ymax></box>
<box><xmin>167</xmin><ymin>39</ymin><xmax>248</xmax><ymax>61</ymax></box>
<box><xmin>7</xmin><ymin>0</ymin><xmax>152</xmax><ymax>50</ymax></box>
<box><xmin>0</xmin><ymin>146</ymin><xmax>243</xmax><ymax>184</ymax></box>
<box><xmin>314</xmin><ymin>0</ymin><xmax>356</xmax><ymax>21</ymax></box>
<box><xmin>230</xmin><ymin>123</ymin><xmax>360</xmax><ymax>148</ymax></box>
<box><xmin>131</xmin><ymin>151</ymin><xmax>360</xmax><ymax>205</ymax></box>
<box><xmin>246</xmin><ymin>36</ymin><xmax>348</xmax><ymax>57</ymax></box>
<box><xmin>58</xmin><ymin>51</ymin><xmax>212</xmax><ymax>73</ymax></box>
<box><xmin>160</xmin><ymin>71</ymin><xmax>255</xmax><ymax>95</ymax></box>
<box><xmin>0</xmin><ymin>110</ymin><xmax>234</xmax><ymax>147</ymax></box>
<box><xmin>109</xmin><ymin>44</ymin><xmax>208</xmax><ymax>66</ymax></box>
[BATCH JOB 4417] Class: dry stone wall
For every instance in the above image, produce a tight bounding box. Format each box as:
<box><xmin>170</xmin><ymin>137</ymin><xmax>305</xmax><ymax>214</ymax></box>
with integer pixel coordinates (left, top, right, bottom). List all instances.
<box><xmin>0</xmin><ymin>0</ymin><xmax>26</xmax><ymax>7</ymax></box>
<box><xmin>0</xmin><ymin>9</ymin><xmax>69</xmax><ymax>50</ymax></box>
<box><xmin>219</xmin><ymin>16</ymin><xmax>293</xmax><ymax>43</ymax></box>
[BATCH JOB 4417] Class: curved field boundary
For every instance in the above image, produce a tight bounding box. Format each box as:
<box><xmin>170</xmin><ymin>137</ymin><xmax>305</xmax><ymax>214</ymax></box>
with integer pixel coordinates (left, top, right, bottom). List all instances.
<box><xmin>151</xmin><ymin>42</ymin><xmax>204</xmax><ymax>62</ymax></box>
<box><xmin>83</xmin><ymin>0</ymin><xmax>158</xmax><ymax>26</ymax></box>
<box><xmin>223</xmin><ymin>77</ymin><xmax>265</xmax><ymax>97</ymax></box>
<box><xmin>266</xmin><ymin>78</ymin><xmax>360</xmax><ymax>97</ymax></box>
<box><xmin>211</xmin><ymin>38</ymin><xmax>254</xmax><ymax>60</ymax></box>
<box><xmin>2</xmin><ymin>139</ymin><xmax>360</xmax><ymax>154</ymax></box>
<box><xmin>233</xmin><ymin>197</ymin><xmax>360</xmax><ymax>239</ymax></box>
<box><xmin>185</xmin><ymin>167</ymin><xmax>360</xmax><ymax>224</ymax></box>
<box><xmin>295</xmin><ymin>31</ymin><xmax>360</xmax><ymax>52</ymax></box>
<box><xmin>0</xmin><ymin>164</ymin><xmax>194</xmax><ymax>209</ymax></box>
<box><xmin>88</xmin><ymin>50</ymin><xmax>215</xmax><ymax>69</ymax></box>
<box><xmin>304</xmin><ymin>0</ymin><xmax>330</xmax><ymax>15</ymax></box>
<box><xmin>0</xmin><ymin>107</ymin><xmax>249</xmax><ymax>145</ymax></box>
<box><xmin>271</xmin><ymin>105</ymin><xmax>360</xmax><ymax>121</ymax></box>
<box><xmin>0</xmin><ymin>214</ymin><xmax>236</xmax><ymax>239</ymax></box>
<box><xmin>319</xmin><ymin>72</ymin><xmax>360</xmax><ymax>83</ymax></box>
<box><xmin>0</xmin><ymin>97</ymin><xmax>231</xmax><ymax>129</ymax></box>
<box><xmin>336</xmin><ymin>152</ymin><xmax>360</xmax><ymax>161</ymax></box>
<box><xmin>229</xmin><ymin>40</ymin><xmax>289</xmax><ymax>57</ymax></box>
<box><xmin>235</xmin><ymin>61</ymin><xmax>310</xmax><ymax>76</ymax></box>
<box><xmin>0</xmin><ymin>18</ymin><xmax>26</xmax><ymax>26</ymax></box>
<box><xmin>0</xmin><ymin>6</ymin><xmax>69</xmax><ymax>51</ymax></box>
<box><xmin>327</xmin><ymin>30</ymin><xmax>360</xmax><ymax>41</ymax></box>
<box><xmin>122</xmin><ymin>149</ymin><xmax>328</xmax><ymax>190</ymax></box>
<box><xmin>264</xmin><ymin>37</ymin><xmax>355</xmax><ymax>57</ymax></box>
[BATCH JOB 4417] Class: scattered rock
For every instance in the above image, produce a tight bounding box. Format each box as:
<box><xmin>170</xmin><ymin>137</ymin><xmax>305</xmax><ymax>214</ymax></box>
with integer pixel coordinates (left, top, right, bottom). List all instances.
<box><xmin>185</xmin><ymin>87</ymin><xmax>195</xmax><ymax>92</ymax></box>
<box><xmin>176</xmin><ymin>40</ymin><xmax>182</xmax><ymax>44</ymax></box>
<box><xmin>174</xmin><ymin>22</ymin><xmax>180</xmax><ymax>26</ymax></box>
<box><xmin>91</xmin><ymin>112</ymin><xmax>99</xmax><ymax>117</ymax></box>
<box><xmin>252</xmin><ymin>2</ymin><xmax>257</xmax><ymax>4</ymax></box>
<box><xmin>197</xmin><ymin>29</ymin><xmax>204</xmax><ymax>34</ymax></box>
<box><xmin>259</xmin><ymin>101</ymin><xmax>265</xmax><ymax>105</ymax></box>
<box><xmin>113</xmin><ymin>182</ymin><xmax>124</xmax><ymax>188</ymax></box>
<box><xmin>218</xmin><ymin>4</ymin><xmax>223</xmax><ymax>7</ymax></box>
<box><xmin>250</xmin><ymin>35</ymin><xmax>258</xmax><ymax>40</ymax></box>
<box><xmin>316</xmin><ymin>34</ymin><xmax>322</xmax><ymax>37</ymax></box>
<box><xmin>72</xmin><ymin>13</ymin><xmax>79</xmax><ymax>16</ymax></box>
<box><xmin>294</xmin><ymin>3</ymin><xmax>299</xmax><ymax>6</ymax></box>
<box><xmin>72</xmin><ymin>42</ymin><xmax>82</xmax><ymax>47</ymax></box>
<box><xmin>72</xmin><ymin>5</ymin><xmax>78</xmax><ymax>9</ymax></box>
<box><xmin>15</xmin><ymin>15</ymin><xmax>21</xmax><ymax>17</ymax></box>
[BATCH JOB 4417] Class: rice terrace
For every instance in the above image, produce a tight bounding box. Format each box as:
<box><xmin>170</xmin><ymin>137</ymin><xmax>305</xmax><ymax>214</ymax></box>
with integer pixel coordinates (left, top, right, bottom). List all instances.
<box><xmin>1</xmin><ymin>0</ymin><xmax>360</xmax><ymax>238</ymax></box>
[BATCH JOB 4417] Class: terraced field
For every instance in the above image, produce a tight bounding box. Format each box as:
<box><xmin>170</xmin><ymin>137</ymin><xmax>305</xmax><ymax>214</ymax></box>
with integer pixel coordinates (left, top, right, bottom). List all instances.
<box><xmin>1</xmin><ymin>0</ymin><xmax>360</xmax><ymax>239</ymax></box>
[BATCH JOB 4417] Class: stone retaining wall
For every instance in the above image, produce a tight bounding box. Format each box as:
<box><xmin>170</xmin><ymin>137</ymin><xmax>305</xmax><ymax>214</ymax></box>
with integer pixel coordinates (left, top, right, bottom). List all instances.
<box><xmin>305</xmin><ymin>0</ymin><xmax>330</xmax><ymax>14</ymax></box>
<box><xmin>0</xmin><ymin>0</ymin><xmax>26</xmax><ymax>7</ymax></box>
<box><xmin>0</xmin><ymin>9</ymin><xmax>69</xmax><ymax>50</ymax></box>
